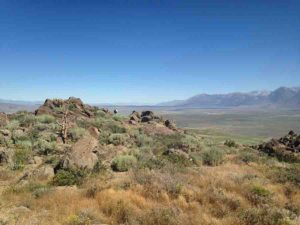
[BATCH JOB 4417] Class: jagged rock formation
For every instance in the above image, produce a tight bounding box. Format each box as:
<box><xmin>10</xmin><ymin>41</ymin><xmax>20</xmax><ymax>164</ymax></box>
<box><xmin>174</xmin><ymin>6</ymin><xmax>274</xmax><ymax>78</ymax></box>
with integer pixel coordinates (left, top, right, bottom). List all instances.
<box><xmin>256</xmin><ymin>131</ymin><xmax>300</xmax><ymax>162</ymax></box>
<box><xmin>35</xmin><ymin>97</ymin><xmax>97</xmax><ymax>118</ymax></box>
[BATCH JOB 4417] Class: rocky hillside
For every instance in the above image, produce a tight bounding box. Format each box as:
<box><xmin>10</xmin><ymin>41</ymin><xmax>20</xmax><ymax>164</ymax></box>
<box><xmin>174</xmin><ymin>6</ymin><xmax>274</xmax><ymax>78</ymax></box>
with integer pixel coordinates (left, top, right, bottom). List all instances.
<box><xmin>0</xmin><ymin>97</ymin><xmax>299</xmax><ymax>225</ymax></box>
<box><xmin>0</xmin><ymin>97</ymin><xmax>179</xmax><ymax>171</ymax></box>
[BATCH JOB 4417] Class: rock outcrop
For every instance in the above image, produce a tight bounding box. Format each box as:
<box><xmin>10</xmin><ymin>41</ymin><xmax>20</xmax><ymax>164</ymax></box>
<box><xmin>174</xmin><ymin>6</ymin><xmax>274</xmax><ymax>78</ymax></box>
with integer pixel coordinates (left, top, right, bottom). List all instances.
<box><xmin>35</xmin><ymin>97</ymin><xmax>97</xmax><ymax>119</ymax></box>
<box><xmin>256</xmin><ymin>131</ymin><xmax>300</xmax><ymax>162</ymax></box>
<box><xmin>129</xmin><ymin>110</ymin><xmax>177</xmax><ymax>130</ymax></box>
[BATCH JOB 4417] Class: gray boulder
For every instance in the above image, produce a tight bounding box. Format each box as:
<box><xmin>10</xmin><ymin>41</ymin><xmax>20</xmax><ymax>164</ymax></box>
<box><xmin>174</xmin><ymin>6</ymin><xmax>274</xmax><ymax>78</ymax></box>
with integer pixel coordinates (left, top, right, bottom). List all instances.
<box><xmin>64</xmin><ymin>135</ymin><xmax>99</xmax><ymax>169</ymax></box>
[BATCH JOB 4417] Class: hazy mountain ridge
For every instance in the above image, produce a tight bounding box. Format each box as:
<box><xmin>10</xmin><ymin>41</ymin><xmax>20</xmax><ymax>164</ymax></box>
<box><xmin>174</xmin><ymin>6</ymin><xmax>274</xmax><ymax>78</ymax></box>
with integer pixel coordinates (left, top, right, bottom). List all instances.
<box><xmin>158</xmin><ymin>87</ymin><xmax>300</xmax><ymax>108</ymax></box>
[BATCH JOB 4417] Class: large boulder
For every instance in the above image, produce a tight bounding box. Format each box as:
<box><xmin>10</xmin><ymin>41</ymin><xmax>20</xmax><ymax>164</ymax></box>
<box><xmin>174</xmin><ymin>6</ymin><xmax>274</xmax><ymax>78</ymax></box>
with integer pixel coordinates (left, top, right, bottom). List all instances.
<box><xmin>33</xmin><ymin>165</ymin><xmax>55</xmax><ymax>180</ymax></box>
<box><xmin>164</xmin><ymin>119</ymin><xmax>177</xmax><ymax>130</ymax></box>
<box><xmin>0</xmin><ymin>112</ymin><xmax>8</xmax><ymax>127</ymax></box>
<box><xmin>0</xmin><ymin>147</ymin><xmax>14</xmax><ymax>164</ymax></box>
<box><xmin>64</xmin><ymin>135</ymin><xmax>99</xmax><ymax>169</ymax></box>
<box><xmin>129</xmin><ymin>111</ymin><xmax>141</xmax><ymax>122</ymax></box>
<box><xmin>141</xmin><ymin>111</ymin><xmax>154</xmax><ymax>118</ymax></box>
<box><xmin>141</xmin><ymin>116</ymin><xmax>152</xmax><ymax>123</ymax></box>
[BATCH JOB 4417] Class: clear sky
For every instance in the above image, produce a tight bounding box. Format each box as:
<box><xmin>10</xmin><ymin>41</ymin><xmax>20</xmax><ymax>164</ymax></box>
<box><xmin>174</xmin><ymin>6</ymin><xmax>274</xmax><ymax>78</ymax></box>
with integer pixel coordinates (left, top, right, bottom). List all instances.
<box><xmin>0</xmin><ymin>0</ymin><xmax>299</xmax><ymax>104</ymax></box>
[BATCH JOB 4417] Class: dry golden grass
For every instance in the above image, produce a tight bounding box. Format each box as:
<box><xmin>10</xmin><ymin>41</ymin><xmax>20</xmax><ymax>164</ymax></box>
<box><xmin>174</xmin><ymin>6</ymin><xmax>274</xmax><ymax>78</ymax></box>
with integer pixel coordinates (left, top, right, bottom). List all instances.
<box><xmin>0</xmin><ymin>159</ymin><xmax>299</xmax><ymax>225</ymax></box>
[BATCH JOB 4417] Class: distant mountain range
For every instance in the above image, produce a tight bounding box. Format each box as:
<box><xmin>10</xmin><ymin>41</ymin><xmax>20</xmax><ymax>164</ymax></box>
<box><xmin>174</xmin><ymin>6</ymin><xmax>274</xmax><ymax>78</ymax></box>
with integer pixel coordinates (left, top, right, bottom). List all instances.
<box><xmin>1</xmin><ymin>86</ymin><xmax>300</xmax><ymax>113</ymax></box>
<box><xmin>158</xmin><ymin>87</ymin><xmax>300</xmax><ymax>108</ymax></box>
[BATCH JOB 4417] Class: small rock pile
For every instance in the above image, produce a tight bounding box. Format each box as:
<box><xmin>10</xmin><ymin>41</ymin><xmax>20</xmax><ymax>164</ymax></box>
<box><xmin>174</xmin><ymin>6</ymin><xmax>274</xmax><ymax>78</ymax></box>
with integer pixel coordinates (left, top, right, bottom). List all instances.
<box><xmin>129</xmin><ymin>110</ymin><xmax>177</xmax><ymax>130</ymax></box>
<box><xmin>256</xmin><ymin>130</ymin><xmax>300</xmax><ymax>162</ymax></box>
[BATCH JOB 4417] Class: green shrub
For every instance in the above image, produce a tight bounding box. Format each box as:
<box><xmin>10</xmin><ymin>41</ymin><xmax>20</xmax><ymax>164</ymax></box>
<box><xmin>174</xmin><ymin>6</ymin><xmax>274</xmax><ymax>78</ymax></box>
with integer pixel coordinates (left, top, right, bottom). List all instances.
<box><xmin>247</xmin><ymin>185</ymin><xmax>273</xmax><ymax>206</ymax></box>
<box><xmin>68</xmin><ymin>127</ymin><xmax>86</xmax><ymax>141</ymax></box>
<box><xmin>92</xmin><ymin>160</ymin><xmax>106</xmax><ymax>174</ymax></box>
<box><xmin>111</xmin><ymin>155</ymin><xmax>137</xmax><ymax>172</ymax></box>
<box><xmin>36</xmin><ymin>114</ymin><xmax>55</xmax><ymax>124</ymax></box>
<box><xmin>269</xmin><ymin>164</ymin><xmax>300</xmax><ymax>187</ymax></box>
<box><xmin>34</xmin><ymin>139</ymin><xmax>57</xmax><ymax>155</ymax></box>
<box><xmin>202</xmin><ymin>148</ymin><xmax>225</xmax><ymax>166</ymax></box>
<box><xmin>12</xmin><ymin>129</ymin><xmax>30</xmax><ymax>143</ymax></box>
<box><xmin>139</xmin><ymin>208</ymin><xmax>179</xmax><ymax>225</ymax></box>
<box><xmin>29</xmin><ymin>184</ymin><xmax>53</xmax><ymax>198</ymax></box>
<box><xmin>98</xmin><ymin>131</ymin><xmax>110</xmax><ymax>145</ymax></box>
<box><xmin>224</xmin><ymin>139</ymin><xmax>238</xmax><ymax>148</ymax></box>
<box><xmin>15</xmin><ymin>140</ymin><xmax>32</xmax><ymax>150</ymax></box>
<box><xmin>137</xmin><ymin>154</ymin><xmax>165</xmax><ymax>170</ymax></box>
<box><xmin>65</xmin><ymin>213</ymin><xmax>92</xmax><ymax>225</ymax></box>
<box><xmin>5</xmin><ymin>120</ymin><xmax>20</xmax><ymax>131</ymax></box>
<box><xmin>112</xmin><ymin>115</ymin><xmax>126</xmax><ymax>122</ymax></box>
<box><xmin>181</xmin><ymin>135</ymin><xmax>201</xmax><ymax>151</ymax></box>
<box><xmin>154</xmin><ymin>133</ymin><xmax>185</xmax><ymax>150</ymax></box>
<box><xmin>52</xmin><ymin>168</ymin><xmax>88</xmax><ymax>186</ymax></box>
<box><xmin>240</xmin><ymin>206</ymin><xmax>293</xmax><ymax>225</ymax></box>
<box><xmin>95</xmin><ymin>110</ymin><xmax>107</xmax><ymax>118</ymax></box>
<box><xmin>108</xmin><ymin>123</ymin><xmax>126</xmax><ymax>133</ymax></box>
<box><xmin>33</xmin><ymin>122</ymin><xmax>59</xmax><ymax>132</ymax></box>
<box><xmin>135</xmin><ymin>133</ymin><xmax>153</xmax><ymax>147</ymax></box>
<box><xmin>11</xmin><ymin>113</ymin><xmax>36</xmax><ymax>127</ymax></box>
<box><xmin>163</xmin><ymin>151</ymin><xmax>194</xmax><ymax>167</ymax></box>
<box><xmin>238</xmin><ymin>150</ymin><xmax>258</xmax><ymax>163</ymax></box>
<box><xmin>11</xmin><ymin>148</ymin><xmax>31</xmax><ymax>170</ymax></box>
<box><xmin>108</xmin><ymin>133</ymin><xmax>129</xmax><ymax>146</ymax></box>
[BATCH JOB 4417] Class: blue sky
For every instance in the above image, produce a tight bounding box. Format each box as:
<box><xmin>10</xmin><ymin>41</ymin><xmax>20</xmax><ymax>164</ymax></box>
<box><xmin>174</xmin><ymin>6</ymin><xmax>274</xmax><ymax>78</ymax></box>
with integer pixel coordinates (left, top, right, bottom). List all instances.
<box><xmin>0</xmin><ymin>0</ymin><xmax>299</xmax><ymax>104</ymax></box>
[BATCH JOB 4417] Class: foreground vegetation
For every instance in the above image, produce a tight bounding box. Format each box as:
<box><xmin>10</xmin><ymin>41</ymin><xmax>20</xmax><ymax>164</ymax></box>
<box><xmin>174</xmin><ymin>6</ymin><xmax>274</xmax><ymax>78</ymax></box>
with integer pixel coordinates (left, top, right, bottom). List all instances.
<box><xmin>0</xmin><ymin>98</ymin><xmax>299</xmax><ymax>225</ymax></box>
